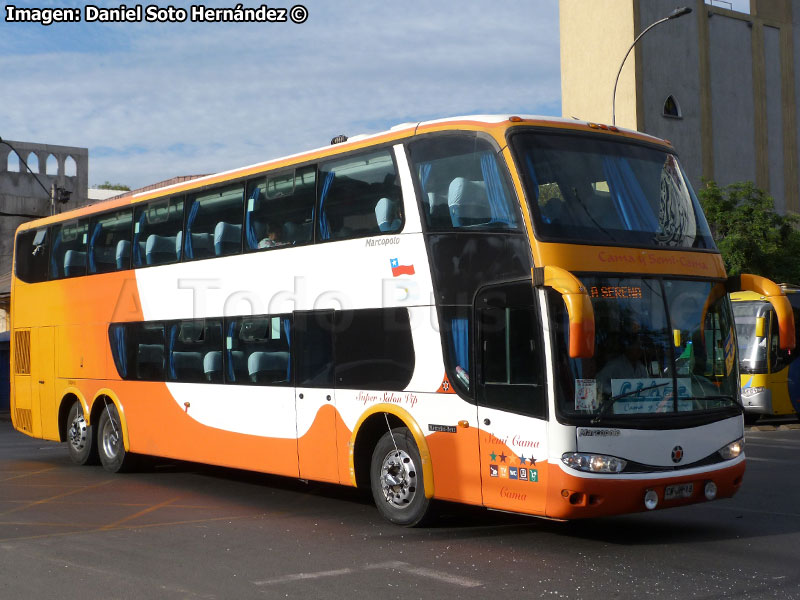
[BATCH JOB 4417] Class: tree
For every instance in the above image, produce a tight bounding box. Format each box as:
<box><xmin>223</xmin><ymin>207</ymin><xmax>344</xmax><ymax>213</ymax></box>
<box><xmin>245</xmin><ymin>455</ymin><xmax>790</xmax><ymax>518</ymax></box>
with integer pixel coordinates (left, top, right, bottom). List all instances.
<box><xmin>698</xmin><ymin>180</ymin><xmax>800</xmax><ymax>283</ymax></box>
<box><xmin>96</xmin><ymin>181</ymin><xmax>131</xmax><ymax>191</ymax></box>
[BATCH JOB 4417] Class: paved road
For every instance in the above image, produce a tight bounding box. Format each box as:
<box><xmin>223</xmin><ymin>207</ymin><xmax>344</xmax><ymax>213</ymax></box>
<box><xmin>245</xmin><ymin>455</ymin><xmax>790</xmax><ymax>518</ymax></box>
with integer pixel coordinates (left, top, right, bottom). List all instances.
<box><xmin>1</xmin><ymin>420</ymin><xmax>799</xmax><ymax>599</ymax></box>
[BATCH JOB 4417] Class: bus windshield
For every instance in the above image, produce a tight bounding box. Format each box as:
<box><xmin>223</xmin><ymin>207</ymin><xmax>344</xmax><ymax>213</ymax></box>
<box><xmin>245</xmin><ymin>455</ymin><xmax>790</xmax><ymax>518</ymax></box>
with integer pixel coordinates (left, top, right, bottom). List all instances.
<box><xmin>550</xmin><ymin>276</ymin><xmax>740</xmax><ymax>423</ymax></box>
<box><xmin>511</xmin><ymin>131</ymin><xmax>715</xmax><ymax>249</ymax></box>
<box><xmin>731</xmin><ymin>301</ymin><xmax>768</xmax><ymax>374</ymax></box>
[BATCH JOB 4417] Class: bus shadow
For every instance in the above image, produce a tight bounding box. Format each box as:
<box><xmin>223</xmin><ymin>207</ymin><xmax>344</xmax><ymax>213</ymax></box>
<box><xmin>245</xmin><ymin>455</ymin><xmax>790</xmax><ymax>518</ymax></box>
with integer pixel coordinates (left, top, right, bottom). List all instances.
<box><xmin>51</xmin><ymin>449</ymin><xmax>800</xmax><ymax>546</ymax></box>
<box><xmin>426</xmin><ymin>503</ymin><xmax>800</xmax><ymax>546</ymax></box>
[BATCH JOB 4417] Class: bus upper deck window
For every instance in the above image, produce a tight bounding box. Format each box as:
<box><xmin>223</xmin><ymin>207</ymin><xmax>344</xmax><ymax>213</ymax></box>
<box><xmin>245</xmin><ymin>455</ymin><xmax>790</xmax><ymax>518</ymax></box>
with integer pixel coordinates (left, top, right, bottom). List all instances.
<box><xmin>317</xmin><ymin>150</ymin><xmax>402</xmax><ymax>242</ymax></box>
<box><xmin>408</xmin><ymin>135</ymin><xmax>519</xmax><ymax>231</ymax></box>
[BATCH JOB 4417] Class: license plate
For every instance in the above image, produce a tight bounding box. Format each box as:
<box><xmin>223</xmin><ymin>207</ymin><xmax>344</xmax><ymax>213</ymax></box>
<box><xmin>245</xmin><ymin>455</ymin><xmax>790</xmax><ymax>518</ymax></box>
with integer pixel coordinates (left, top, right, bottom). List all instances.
<box><xmin>664</xmin><ymin>483</ymin><xmax>694</xmax><ymax>500</ymax></box>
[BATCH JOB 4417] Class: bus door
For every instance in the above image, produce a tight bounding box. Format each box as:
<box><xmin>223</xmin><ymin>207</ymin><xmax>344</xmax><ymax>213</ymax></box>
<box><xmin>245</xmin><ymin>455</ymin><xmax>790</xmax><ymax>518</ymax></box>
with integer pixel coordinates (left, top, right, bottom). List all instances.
<box><xmin>475</xmin><ymin>282</ymin><xmax>548</xmax><ymax>513</ymax></box>
<box><xmin>294</xmin><ymin>311</ymin><xmax>340</xmax><ymax>483</ymax></box>
<box><xmin>31</xmin><ymin>326</ymin><xmax>56</xmax><ymax>439</ymax></box>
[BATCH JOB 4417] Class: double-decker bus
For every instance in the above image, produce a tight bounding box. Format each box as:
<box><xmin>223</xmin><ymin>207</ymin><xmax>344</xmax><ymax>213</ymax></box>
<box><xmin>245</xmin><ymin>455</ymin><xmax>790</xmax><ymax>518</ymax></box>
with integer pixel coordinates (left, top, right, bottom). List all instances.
<box><xmin>731</xmin><ymin>285</ymin><xmax>800</xmax><ymax>423</ymax></box>
<box><xmin>10</xmin><ymin>115</ymin><xmax>795</xmax><ymax>525</ymax></box>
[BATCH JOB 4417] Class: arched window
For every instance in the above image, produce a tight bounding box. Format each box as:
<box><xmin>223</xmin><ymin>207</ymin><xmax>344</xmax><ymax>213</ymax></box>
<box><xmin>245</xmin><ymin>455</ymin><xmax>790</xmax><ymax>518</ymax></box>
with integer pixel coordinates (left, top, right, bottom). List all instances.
<box><xmin>65</xmin><ymin>155</ymin><xmax>77</xmax><ymax>177</ymax></box>
<box><xmin>663</xmin><ymin>95</ymin><xmax>682</xmax><ymax>119</ymax></box>
<box><xmin>46</xmin><ymin>154</ymin><xmax>58</xmax><ymax>175</ymax></box>
<box><xmin>27</xmin><ymin>152</ymin><xmax>39</xmax><ymax>174</ymax></box>
<box><xmin>7</xmin><ymin>151</ymin><xmax>20</xmax><ymax>172</ymax></box>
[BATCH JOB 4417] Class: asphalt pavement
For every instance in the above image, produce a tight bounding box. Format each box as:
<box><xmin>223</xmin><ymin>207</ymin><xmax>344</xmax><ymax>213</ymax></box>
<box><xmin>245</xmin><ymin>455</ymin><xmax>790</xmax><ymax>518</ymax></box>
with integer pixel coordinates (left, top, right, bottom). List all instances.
<box><xmin>1</xmin><ymin>416</ymin><xmax>799</xmax><ymax>599</ymax></box>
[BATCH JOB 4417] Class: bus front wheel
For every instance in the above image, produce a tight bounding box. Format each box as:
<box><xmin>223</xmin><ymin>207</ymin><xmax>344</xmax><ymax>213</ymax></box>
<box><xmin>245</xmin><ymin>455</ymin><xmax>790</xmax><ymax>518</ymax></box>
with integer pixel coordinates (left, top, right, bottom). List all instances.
<box><xmin>97</xmin><ymin>403</ymin><xmax>132</xmax><ymax>473</ymax></box>
<box><xmin>370</xmin><ymin>427</ymin><xmax>431</xmax><ymax>526</ymax></box>
<box><xmin>66</xmin><ymin>402</ymin><xmax>98</xmax><ymax>465</ymax></box>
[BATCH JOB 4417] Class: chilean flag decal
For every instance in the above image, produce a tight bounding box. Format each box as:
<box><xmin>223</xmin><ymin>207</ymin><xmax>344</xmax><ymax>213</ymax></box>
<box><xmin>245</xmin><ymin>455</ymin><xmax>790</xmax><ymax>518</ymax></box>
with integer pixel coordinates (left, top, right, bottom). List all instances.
<box><xmin>391</xmin><ymin>258</ymin><xmax>415</xmax><ymax>277</ymax></box>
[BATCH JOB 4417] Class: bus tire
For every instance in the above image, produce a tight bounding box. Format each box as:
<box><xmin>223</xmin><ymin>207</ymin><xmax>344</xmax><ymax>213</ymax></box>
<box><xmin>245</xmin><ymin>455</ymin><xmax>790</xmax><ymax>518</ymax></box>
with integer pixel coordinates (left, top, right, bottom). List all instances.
<box><xmin>370</xmin><ymin>427</ymin><xmax>432</xmax><ymax>527</ymax></box>
<box><xmin>66</xmin><ymin>402</ymin><xmax>98</xmax><ymax>465</ymax></box>
<box><xmin>97</xmin><ymin>403</ymin><xmax>132</xmax><ymax>473</ymax></box>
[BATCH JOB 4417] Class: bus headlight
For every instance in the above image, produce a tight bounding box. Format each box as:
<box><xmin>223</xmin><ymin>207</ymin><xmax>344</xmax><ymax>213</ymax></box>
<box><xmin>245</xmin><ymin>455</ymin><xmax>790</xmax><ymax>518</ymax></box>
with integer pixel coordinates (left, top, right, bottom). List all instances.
<box><xmin>718</xmin><ymin>438</ymin><xmax>744</xmax><ymax>460</ymax></box>
<box><xmin>562</xmin><ymin>453</ymin><xmax>627</xmax><ymax>473</ymax></box>
<box><xmin>741</xmin><ymin>386</ymin><xmax>766</xmax><ymax>398</ymax></box>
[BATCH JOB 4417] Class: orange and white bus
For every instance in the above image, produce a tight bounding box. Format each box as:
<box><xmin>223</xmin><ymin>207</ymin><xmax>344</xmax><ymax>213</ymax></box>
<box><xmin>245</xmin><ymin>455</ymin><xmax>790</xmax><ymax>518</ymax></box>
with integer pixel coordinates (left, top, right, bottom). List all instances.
<box><xmin>10</xmin><ymin>115</ymin><xmax>795</xmax><ymax>525</ymax></box>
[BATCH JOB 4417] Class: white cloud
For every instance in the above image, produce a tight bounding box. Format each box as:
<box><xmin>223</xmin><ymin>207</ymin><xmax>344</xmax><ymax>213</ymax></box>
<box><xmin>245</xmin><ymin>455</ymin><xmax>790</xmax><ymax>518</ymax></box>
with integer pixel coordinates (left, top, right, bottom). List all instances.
<box><xmin>0</xmin><ymin>0</ymin><xmax>561</xmax><ymax>188</ymax></box>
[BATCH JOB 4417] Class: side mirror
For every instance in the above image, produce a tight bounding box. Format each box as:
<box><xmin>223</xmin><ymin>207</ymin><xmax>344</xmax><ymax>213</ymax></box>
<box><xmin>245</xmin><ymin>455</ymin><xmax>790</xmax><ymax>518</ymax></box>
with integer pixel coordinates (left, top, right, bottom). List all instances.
<box><xmin>534</xmin><ymin>266</ymin><xmax>594</xmax><ymax>358</ymax></box>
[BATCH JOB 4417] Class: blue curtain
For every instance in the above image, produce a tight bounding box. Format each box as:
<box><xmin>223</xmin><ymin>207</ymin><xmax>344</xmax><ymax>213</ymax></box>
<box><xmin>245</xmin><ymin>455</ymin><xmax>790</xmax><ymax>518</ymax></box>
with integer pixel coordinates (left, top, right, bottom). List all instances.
<box><xmin>168</xmin><ymin>324</ymin><xmax>178</xmax><ymax>380</ymax></box>
<box><xmin>283</xmin><ymin>318</ymin><xmax>291</xmax><ymax>381</ymax></box>
<box><xmin>419</xmin><ymin>163</ymin><xmax>432</xmax><ymax>193</ymax></box>
<box><xmin>133</xmin><ymin>212</ymin><xmax>147</xmax><ymax>266</ymax></box>
<box><xmin>480</xmin><ymin>152</ymin><xmax>513</xmax><ymax>225</ymax></box>
<box><xmin>318</xmin><ymin>171</ymin><xmax>335</xmax><ymax>240</ymax></box>
<box><xmin>524</xmin><ymin>155</ymin><xmax>540</xmax><ymax>201</ymax></box>
<box><xmin>88</xmin><ymin>223</ymin><xmax>103</xmax><ymax>274</ymax></box>
<box><xmin>450</xmin><ymin>317</ymin><xmax>469</xmax><ymax>377</ymax></box>
<box><xmin>245</xmin><ymin>187</ymin><xmax>261</xmax><ymax>250</ymax></box>
<box><xmin>226</xmin><ymin>321</ymin><xmax>237</xmax><ymax>382</ymax></box>
<box><xmin>109</xmin><ymin>325</ymin><xmax>127</xmax><ymax>378</ymax></box>
<box><xmin>602</xmin><ymin>157</ymin><xmax>659</xmax><ymax>232</ymax></box>
<box><xmin>185</xmin><ymin>200</ymin><xmax>201</xmax><ymax>259</ymax></box>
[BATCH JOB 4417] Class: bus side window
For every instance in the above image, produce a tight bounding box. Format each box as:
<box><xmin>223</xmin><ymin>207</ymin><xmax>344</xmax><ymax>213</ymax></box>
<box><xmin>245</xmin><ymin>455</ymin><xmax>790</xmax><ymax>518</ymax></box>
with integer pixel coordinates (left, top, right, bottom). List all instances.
<box><xmin>167</xmin><ymin>319</ymin><xmax>224</xmax><ymax>383</ymax></box>
<box><xmin>333</xmin><ymin>308</ymin><xmax>414</xmax><ymax>391</ymax></box>
<box><xmin>294</xmin><ymin>311</ymin><xmax>334</xmax><ymax>387</ymax></box>
<box><xmin>245</xmin><ymin>167</ymin><xmax>316</xmax><ymax>251</ymax></box>
<box><xmin>225</xmin><ymin>314</ymin><xmax>292</xmax><ymax>385</ymax></box>
<box><xmin>88</xmin><ymin>209</ymin><xmax>133</xmax><ymax>274</ymax></box>
<box><xmin>408</xmin><ymin>135</ymin><xmax>519</xmax><ymax>231</ymax></box>
<box><xmin>121</xmin><ymin>322</ymin><xmax>166</xmax><ymax>381</ymax></box>
<box><xmin>185</xmin><ymin>184</ymin><xmax>244</xmax><ymax>260</ymax></box>
<box><xmin>318</xmin><ymin>149</ymin><xmax>402</xmax><ymax>242</ymax></box>
<box><xmin>14</xmin><ymin>227</ymin><xmax>50</xmax><ymax>283</ymax></box>
<box><xmin>133</xmin><ymin>197</ymin><xmax>185</xmax><ymax>267</ymax></box>
<box><xmin>439</xmin><ymin>307</ymin><xmax>471</xmax><ymax>395</ymax></box>
<box><xmin>50</xmin><ymin>220</ymin><xmax>89</xmax><ymax>279</ymax></box>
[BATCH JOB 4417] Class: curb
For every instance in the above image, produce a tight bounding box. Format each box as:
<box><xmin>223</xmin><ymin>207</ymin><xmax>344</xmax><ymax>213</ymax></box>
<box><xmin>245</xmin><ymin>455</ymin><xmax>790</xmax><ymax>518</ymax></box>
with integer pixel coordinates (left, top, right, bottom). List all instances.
<box><xmin>747</xmin><ymin>423</ymin><xmax>800</xmax><ymax>432</ymax></box>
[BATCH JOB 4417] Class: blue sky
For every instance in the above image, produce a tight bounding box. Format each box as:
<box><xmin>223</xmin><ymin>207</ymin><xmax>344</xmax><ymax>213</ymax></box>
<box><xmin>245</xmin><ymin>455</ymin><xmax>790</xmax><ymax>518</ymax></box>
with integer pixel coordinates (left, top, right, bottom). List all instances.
<box><xmin>1</xmin><ymin>0</ymin><xmax>562</xmax><ymax>189</ymax></box>
<box><xmin>1</xmin><ymin>0</ymin><xmax>751</xmax><ymax>190</ymax></box>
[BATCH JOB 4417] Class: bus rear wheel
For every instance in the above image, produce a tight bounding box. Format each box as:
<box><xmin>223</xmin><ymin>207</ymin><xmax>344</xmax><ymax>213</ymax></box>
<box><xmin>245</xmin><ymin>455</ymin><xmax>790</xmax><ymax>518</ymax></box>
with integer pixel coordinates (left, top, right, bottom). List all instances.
<box><xmin>66</xmin><ymin>402</ymin><xmax>98</xmax><ymax>465</ymax></box>
<box><xmin>370</xmin><ymin>427</ymin><xmax>431</xmax><ymax>526</ymax></box>
<box><xmin>97</xmin><ymin>403</ymin><xmax>132</xmax><ymax>473</ymax></box>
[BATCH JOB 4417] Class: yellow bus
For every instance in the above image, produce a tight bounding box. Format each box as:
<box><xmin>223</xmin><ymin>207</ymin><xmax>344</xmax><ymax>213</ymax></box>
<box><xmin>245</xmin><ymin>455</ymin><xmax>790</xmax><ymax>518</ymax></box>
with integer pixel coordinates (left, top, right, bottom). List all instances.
<box><xmin>11</xmin><ymin>115</ymin><xmax>795</xmax><ymax>525</ymax></box>
<box><xmin>731</xmin><ymin>286</ymin><xmax>800</xmax><ymax>423</ymax></box>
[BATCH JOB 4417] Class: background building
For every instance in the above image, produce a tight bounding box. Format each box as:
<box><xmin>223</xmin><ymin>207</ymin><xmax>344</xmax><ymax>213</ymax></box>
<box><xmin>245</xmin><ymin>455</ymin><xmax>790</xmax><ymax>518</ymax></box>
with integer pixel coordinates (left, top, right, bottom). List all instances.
<box><xmin>560</xmin><ymin>0</ymin><xmax>800</xmax><ymax>214</ymax></box>
<box><xmin>0</xmin><ymin>140</ymin><xmax>92</xmax><ymax>330</ymax></box>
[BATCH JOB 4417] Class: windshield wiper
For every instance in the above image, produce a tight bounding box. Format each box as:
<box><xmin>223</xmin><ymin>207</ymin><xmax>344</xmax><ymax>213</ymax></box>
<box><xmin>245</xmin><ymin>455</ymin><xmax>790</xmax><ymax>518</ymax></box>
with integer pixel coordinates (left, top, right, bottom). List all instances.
<box><xmin>591</xmin><ymin>382</ymin><xmax>669</xmax><ymax>424</ymax></box>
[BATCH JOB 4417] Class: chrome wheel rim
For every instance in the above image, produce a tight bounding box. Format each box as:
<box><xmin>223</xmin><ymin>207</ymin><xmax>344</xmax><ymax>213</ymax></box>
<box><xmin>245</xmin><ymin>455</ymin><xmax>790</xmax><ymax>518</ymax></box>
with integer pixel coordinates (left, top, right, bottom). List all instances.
<box><xmin>101</xmin><ymin>417</ymin><xmax>121</xmax><ymax>460</ymax></box>
<box><xmin>379</xmin><ymin>449</ymin><xmax>417</xmax><ymax>509</ymax></box>
<box><xmin>68</xmin><ymin>411</ymin><xmax>87</xmax><ymax>452</ymax></box>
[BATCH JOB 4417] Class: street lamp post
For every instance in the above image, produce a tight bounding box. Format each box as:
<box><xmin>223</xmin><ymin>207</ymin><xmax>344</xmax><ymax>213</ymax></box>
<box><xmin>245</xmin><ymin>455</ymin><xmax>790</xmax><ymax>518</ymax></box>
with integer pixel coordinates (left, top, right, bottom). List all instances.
<box><xmin>612</xmin><ymin>6</ymin><xmax>693</xmax><ymax>127</ymax></box>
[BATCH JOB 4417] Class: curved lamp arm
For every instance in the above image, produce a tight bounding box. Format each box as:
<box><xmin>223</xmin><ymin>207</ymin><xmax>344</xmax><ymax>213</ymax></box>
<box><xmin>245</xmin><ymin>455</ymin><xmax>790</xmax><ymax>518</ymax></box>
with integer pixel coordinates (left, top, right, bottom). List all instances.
<box><xmin>612</xmin><ymin>7</ymin><xmax>692</xmax><ymax>126</ymax></box>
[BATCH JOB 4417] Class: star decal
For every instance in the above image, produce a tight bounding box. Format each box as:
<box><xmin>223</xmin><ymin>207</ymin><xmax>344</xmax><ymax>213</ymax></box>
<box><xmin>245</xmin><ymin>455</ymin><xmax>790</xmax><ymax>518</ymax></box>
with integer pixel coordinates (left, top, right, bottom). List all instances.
<box><xmin>489</xmin><ymin>451</ymin><xmax>497</xmax><ymax>462</ymax></box>
<box><xmin>499</xmin><ymin>452</ymin><xmax>507</xmax><ymax>463</ymax></box>
<box><xmin>519</xmin><ymin>455</ymin><xmax>528</xmax><ymax>465</ymax></box>
<box><xmin>530</xmin><ymin>457</ymin><xmax>537</xmax><ymax>466</ymax></box>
